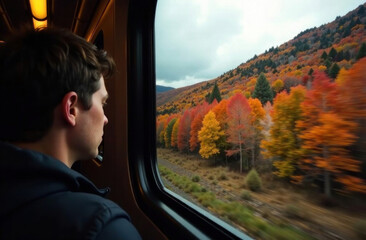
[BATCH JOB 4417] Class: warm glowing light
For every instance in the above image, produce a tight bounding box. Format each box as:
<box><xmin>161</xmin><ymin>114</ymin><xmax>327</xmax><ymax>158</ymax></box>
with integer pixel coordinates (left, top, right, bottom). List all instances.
<box><xmin>32</xmin><ymin>18</ymin><xmax>47</xmax><ymax>29</ymax></box>
<box><xmin>29</xmin><ymin>0</ymin><xmax>47</xmax><ymax>20</ymax></box>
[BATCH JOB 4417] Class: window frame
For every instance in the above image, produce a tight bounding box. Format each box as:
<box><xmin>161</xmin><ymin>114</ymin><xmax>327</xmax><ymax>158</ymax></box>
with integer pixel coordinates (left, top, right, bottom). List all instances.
<box><xmin>127</xmin><ymin>0</ymin><xmax>251</xmax><ymax>239</ymax></box>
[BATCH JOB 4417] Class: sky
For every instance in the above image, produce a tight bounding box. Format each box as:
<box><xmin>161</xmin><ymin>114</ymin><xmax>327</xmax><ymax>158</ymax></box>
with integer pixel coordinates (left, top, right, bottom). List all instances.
<box><xmin>155</xmin><ymin>0</ymin><xmax>366</xmax><ymax>88</ymax></box>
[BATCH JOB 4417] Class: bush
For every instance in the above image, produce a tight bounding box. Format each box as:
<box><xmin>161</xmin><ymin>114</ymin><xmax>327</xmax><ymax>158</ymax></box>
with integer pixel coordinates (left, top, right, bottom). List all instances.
<box><xmin>285</xmin><ymin>204</ymin><xmax>300</xmax><ymax>218</ymax></box>
<box><xmin>191</xmin><ymin>175</ymin><xmax>200</xmax><ymax>182</ymax></box>
<box><xmin>241</xmin><ymin>190</ymin><xmax>252</xmax><ymax>200</ymax></box>
<box><xmin>245</xmin><ymin>169</ymin><xmax>262</xmax><ymax>191</ymax></box>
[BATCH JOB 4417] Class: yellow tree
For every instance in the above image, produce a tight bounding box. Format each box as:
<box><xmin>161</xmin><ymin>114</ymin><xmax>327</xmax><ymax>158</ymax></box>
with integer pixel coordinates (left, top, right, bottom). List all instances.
<box><xmin>272</xmin><ymin>79</ymin><xmax>284</xmax><ymax>93</ymax></box>
<box><xmin>171</xmin><ymin>118</ymin><xmax>180</xmax><ymax>149</ymax></box>
<box><xmin>261</xmin><ymin>85</ymin><xmax>306</xmax><ymax>178</ymax></box>
<box><xmin>248</xmin><ymin>98</ymin><xmax>265</xmax><ymax>168</ymax></box>
<box><xmin>164</xmin><ymin>118</ymin><xmax>177</xmax><ymax>148</ymax></box>
<box><xmin>198</xmin><ymin>111</ymin><xmax>224</xmax><ymax>159</ymax></box>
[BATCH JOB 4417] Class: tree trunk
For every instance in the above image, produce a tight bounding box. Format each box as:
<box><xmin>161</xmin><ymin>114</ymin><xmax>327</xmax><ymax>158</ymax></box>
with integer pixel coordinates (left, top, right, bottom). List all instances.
<box><xmin>323</xmin><ymin>145</ymin><xmax>331</xmax><ymax>198</ymax></box>
<box><xmin>239</xmin><ymin>134</ymin><xmax>242</xmax><ymax>174</ymax></box>
<box><xmin>324</xmin><ymin>170</ymin><xmax>331</xmax><ymax>198</ymax></box>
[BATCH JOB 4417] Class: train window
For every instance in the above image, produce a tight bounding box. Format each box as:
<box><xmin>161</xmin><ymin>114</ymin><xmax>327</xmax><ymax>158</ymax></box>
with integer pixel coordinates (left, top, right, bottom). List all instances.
<box><xmin>155</xmin><ymin>0</ymin><xmax>366</xmax><ymax>239</ymax></box>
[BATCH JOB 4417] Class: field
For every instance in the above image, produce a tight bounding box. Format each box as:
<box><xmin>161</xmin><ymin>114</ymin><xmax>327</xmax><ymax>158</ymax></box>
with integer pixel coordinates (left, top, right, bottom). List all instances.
<box><xmin>157</xmin><ymin>148</ymin><xmax>366</xmax><ymax>240</ymax></box>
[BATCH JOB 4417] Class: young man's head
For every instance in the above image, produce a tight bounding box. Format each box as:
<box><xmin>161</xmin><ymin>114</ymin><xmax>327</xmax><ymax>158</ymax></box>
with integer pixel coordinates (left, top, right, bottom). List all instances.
<box><xmin>0</xmin><ymin>28</ymin><xmax>115</xmax><ymax>165</ymax></box>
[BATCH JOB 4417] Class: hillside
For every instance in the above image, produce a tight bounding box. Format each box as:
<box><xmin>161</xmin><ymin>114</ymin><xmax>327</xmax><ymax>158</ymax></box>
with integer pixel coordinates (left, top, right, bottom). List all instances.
<box><xmin>157</xmin><ymin>3</ymin><xmax>366</xmax><ymax>115</ymax></box>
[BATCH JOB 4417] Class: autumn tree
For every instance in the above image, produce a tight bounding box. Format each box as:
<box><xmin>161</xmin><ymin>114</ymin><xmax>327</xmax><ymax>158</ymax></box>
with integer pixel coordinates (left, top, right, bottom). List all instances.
<box><xmin>171</xmin><ymin>118</ymin><xmax>180</xmax><ymax>149</ymax></box>
<box><xmin>226</xmin><ymin>93</ymin><xmax>253</xmax><ymax>173</ymax></box>
<box><xmin>252</xmin><ymin>73</ymin><xmax>273</xmax><ymax>105</ymax></box>
<box><xmin>177</xmin><ymin>110</ymin><xmax>192</xmax><ymax>152</ymax></box>
<box><xmin>164</xmin><ymin>118</ymin><xmax>177</xmax><ymax>148</ymax></box>
<box><xmin>261</xmin><ymin>86</ymin><xmax>306</xmax><ymax>178</ymax></box>
<box><xmin>297</xmin><ymin>71</ymin><xmax>365</xmax><ymax>196</ymax></box>
<box><xmin>247</xmin><ymin>98</ymin><xmax>265</xmax><ymax>168</ymax></box>
<box><xmin>198</xmin><ymin>111</ymin><xmax>224</xmax><ymax>159</ymax></box>
<box><xmin>336</xmin><ymin>58</ymin><xmax>366</xmax><ymax>178</ymax></box>
<box><xmin>272</xmin><ymin>79</ymin><xmax>284</xmax><ymax>93</ymax></box>
<box><xmin>189</xmin><ymin>102</ymin><xmax>212</xmax><ymax>152</ymax></box>
<box><xmin>261</xmin><ymin>102</ymin><xmax>273</xmax><ymax>140</ymax></box>
<box><xmin>212</xmin><ymin>99</ymin><xmax>230</xmax><ymax>160</ymax></box>
<box><xmin>335</xmin><ymin>67</ymin><xmax>348</xmax><ymax>85</ymax></box>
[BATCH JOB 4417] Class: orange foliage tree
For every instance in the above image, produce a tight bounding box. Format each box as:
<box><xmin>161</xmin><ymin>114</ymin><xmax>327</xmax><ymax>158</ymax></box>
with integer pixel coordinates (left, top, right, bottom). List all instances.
<box><xmin>212</xmin><ymin>99</ymin><xmax>229</xmax><ymax>159</ymax></box>
<box><xmin>297</xmin><ymin>71</ymin><xmax>365</xmax><ymax>197</ymax></box>
<box><xmin>189</xmin><ymin>101</ymin><xmax>216</xmax><ymax>152</ymax></box>
<box><xmin>226</xmin><ymin>93</ymin><xmax>253</xmax><ymax>173</ymax></box>
<box><xmin>336</xmin><ymin>58</ymin><xmax>366</xmax><ymax>183</ymax></box>
<box><xmin>177</xmin><ymin>110</ymin><xmax>192</xmax><ymax>152</ymax></box>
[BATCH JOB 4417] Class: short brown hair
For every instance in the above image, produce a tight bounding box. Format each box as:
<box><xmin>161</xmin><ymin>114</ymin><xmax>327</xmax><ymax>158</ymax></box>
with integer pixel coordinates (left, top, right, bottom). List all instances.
<box><xmin>0</xmin><ymin>28</ymin><xmax>115</xmax><ymax>142</ymax></box>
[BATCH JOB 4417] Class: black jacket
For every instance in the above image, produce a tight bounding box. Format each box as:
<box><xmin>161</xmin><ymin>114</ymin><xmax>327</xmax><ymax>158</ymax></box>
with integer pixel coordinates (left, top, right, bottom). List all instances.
<box><xmin>0</xmin><ymin>142</ymin><xmax>141</xmax><ymax>240</ymax></box>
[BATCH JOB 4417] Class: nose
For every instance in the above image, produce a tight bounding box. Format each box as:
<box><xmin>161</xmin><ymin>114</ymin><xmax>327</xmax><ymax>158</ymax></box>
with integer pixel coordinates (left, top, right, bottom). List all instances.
<box><xmin>104</xmin><ymin>115</ymin><xmax>108</xmax><ymax>125</ymax></box>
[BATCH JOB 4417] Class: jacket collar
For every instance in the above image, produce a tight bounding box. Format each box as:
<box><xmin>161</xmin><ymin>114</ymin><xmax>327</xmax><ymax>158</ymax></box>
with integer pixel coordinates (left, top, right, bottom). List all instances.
<box><xmin>0</xmin><ymin>142</ymin><xmax>109</xmax><ymax>218</ymax></box>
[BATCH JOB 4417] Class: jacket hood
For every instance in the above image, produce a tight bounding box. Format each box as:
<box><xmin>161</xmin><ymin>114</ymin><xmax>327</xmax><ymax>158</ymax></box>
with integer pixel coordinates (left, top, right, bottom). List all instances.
<box><xmin>0</xmin><ymin>142</ymin><xmax>109</xmax><ymax>219</ymax></box>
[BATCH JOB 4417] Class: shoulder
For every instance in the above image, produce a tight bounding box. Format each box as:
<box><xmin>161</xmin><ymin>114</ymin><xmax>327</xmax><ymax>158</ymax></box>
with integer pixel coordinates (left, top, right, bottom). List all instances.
<box><xmin>67</xmin><ymin>193</ymin><xmax>141</xmax><ymax>240</ymax></box>
<box><xmin>5</xmin><ymin>191</ymin><xmax>141</xmax><ymax>240</ymax></box>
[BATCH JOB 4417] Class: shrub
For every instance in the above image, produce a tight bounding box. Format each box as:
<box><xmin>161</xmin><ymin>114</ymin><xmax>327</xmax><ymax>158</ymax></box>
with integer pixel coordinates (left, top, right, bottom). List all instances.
<box><xmin>245</xmin><ymin>169</ymin><xmax>262</xmax><ymax>191</ymax></box>
<box><xmin>285</xmin><ymin>204</ymin><xmax>301</xmax><ymax>218</ymax></box>
<box><xmin>192</xmin><ymin>175</ymin><xmax>200</xmax><ymax>182</ymax></box>
<box><xmin>241</xmin><ymin>190</ymin><xmax>252</xmax><ymax>200</ymax></box>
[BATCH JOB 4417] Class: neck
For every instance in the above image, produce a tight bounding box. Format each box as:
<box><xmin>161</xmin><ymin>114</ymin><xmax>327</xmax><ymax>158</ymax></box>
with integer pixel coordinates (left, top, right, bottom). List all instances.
<box><xmin>14</xmin><ymin>131</ymin><xmax>74</xmax><ymax>168</ymax></box>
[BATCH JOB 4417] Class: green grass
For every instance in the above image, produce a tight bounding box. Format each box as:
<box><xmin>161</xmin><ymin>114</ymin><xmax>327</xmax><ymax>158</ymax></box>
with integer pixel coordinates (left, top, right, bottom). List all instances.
<box><xmin>158</xmin><ymin>165</ymin><xmax>314</xmax><ymax>240</ymax></box>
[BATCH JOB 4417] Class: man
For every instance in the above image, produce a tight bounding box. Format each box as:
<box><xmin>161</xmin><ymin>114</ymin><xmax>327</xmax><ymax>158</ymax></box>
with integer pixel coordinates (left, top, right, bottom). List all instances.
<box><xmin>0</xmin><ymin>28</ymin><xmax>141</xmax><ymax>239</ymax></box>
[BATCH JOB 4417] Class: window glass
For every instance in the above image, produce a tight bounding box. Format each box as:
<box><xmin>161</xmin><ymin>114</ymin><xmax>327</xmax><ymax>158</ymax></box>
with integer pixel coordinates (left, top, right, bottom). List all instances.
<box><xmin>155</xmin><ymin>1</ymin><xmax>366</xmax><ymax>239</ymax></box>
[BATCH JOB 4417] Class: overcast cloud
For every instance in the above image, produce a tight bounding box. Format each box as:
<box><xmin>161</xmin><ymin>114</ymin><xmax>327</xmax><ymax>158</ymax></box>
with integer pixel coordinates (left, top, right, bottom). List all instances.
<box><xmin>155</xmin><ymin>0</ymin><xmax>365</xmax><ymax>88</ymax></box>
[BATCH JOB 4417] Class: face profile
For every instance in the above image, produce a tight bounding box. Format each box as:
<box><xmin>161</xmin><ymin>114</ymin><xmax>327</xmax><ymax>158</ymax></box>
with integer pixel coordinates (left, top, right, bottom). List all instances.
<box><xmin>69</xmin><ymin>76</ymin><xmax>109</xmax><ymax>162</ymax></box>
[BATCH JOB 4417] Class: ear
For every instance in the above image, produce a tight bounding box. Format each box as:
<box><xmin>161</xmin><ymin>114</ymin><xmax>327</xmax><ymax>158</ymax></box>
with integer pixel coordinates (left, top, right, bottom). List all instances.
<box><xmin>61</xmin><ymin>92</ymin><xmax>79</xmax><ymax>127</ymax></box>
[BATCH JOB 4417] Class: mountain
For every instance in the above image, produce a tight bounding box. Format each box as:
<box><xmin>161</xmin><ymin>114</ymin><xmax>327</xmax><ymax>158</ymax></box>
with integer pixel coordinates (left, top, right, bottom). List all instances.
<box><xmin>156</xmin><ymin>85</ymin><xmax>174</xmax><ymax>93</ymax></box>
<box><xmin>157</xmin><ymin>3</ymin><xmax>366</xmax><ymax>115</ymax></box>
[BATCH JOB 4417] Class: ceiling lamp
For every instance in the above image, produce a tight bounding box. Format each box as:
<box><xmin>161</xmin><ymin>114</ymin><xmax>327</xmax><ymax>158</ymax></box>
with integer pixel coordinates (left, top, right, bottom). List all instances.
<box><xmin>29</xmin><ymin>0</ymin><xmax>47</xmax><ymax>28</ymax></box>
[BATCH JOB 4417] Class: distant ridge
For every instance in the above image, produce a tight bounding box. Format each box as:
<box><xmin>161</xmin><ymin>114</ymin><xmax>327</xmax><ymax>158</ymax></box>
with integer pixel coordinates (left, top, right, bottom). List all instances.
<box><xmin>156</xmin><ymin>85</ymin><xmax>174</xmax><ymax>93</ymax></box>
<box><xmin>157</xmin><ymin>3</ymin><xmax>366</xmax><ymax>115</ymax></box>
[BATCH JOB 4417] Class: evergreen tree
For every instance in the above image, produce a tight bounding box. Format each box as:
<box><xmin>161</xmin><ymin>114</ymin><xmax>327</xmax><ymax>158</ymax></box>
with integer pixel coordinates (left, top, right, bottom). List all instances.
<box><xmin>329</xmin><ymin>63</ymin><xmax>340</xmax><ymax>79</ymax></box>
<box><xmin>308</xmin><ymin>68</ymin><xmax>314</xmax><ymax>76</ymax></box>
<box><xmin>324</xmin><ymin>59</ymin><xmax>332</xmax><ymax>72</ymax></box>
<box><xmin>328</xmin><ymin>47</ymin><xmax>337</xmax><ymax>61</ymax></box>
<box><xmin>356</xmin><ymin>42</ymin><xmax>366</xmax><ymax>60</ymax></box>
<box><xmin>321</xmin><ymin>51</ymin><xmax>328</xmax><ymax>60</ymax></box>
<box><xmin>252</xmin><ymin>73</ymin><xmax>273</xmax><ymax>105</ymax></box>
<box><xmin>208</xmin><ymin>82</ymin><xmax>222</xmax><ymax>103</ymax></box>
